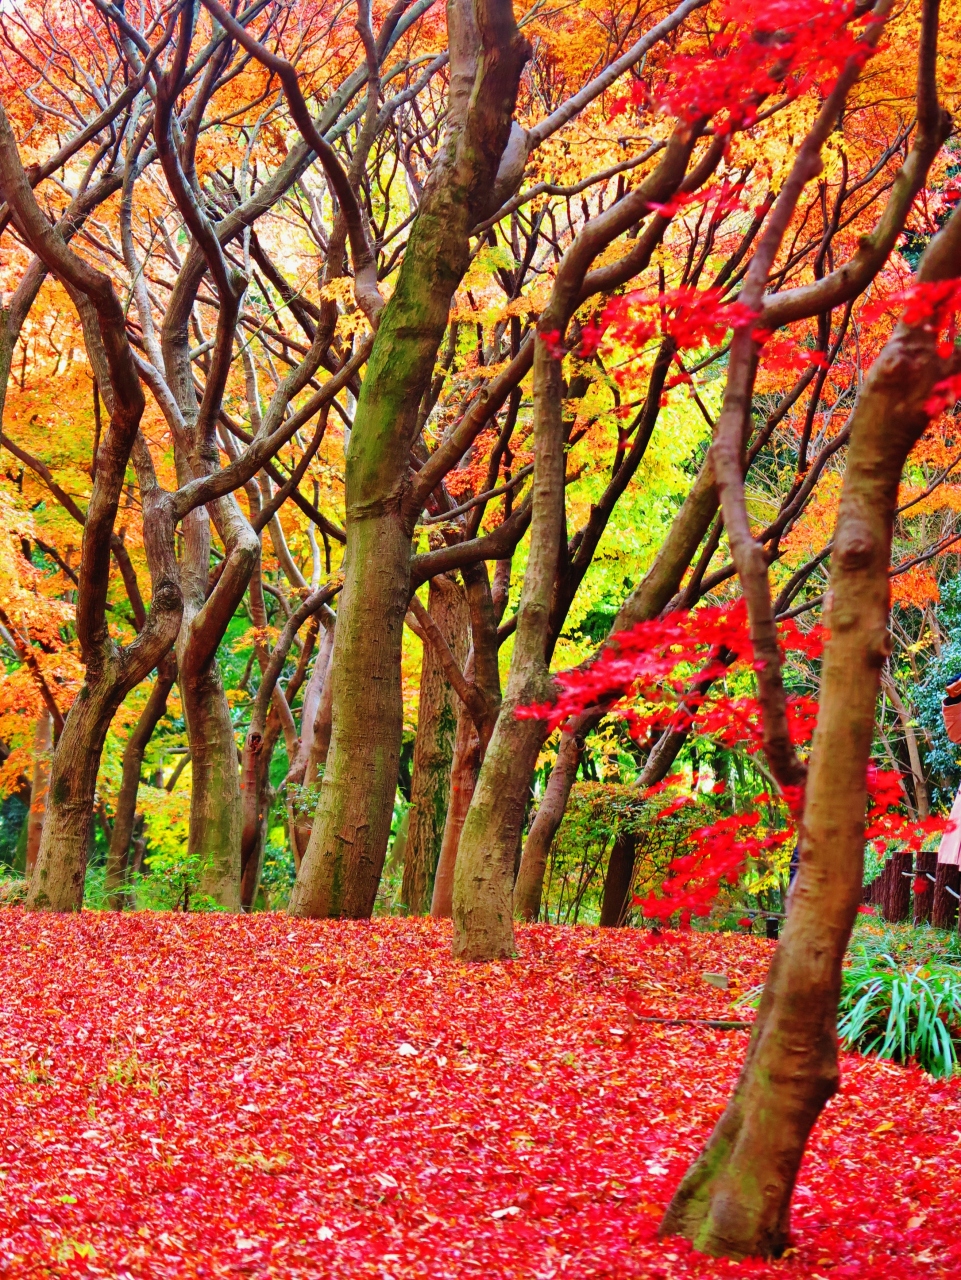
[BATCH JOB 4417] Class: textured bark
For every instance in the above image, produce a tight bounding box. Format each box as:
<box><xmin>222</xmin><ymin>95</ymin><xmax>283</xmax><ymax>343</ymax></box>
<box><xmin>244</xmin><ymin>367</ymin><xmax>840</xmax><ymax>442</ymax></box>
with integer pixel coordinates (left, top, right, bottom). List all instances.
<box><xmin>0</xmin><ymin>106</ymin><xmax>184</xmax><ymax>912</ymax></box>
<box><xmin>240</xmin><ymin>710</ymin><xmax>282</xmax><ymax>910</ymax></box>
<box><xmin>662</xmin><ymin>193</ymin><xmax>960</xmax><ymax>1260</ymax></box>
<box><xmin>599</xmin><ymin>832</ymin><xmax>638</xmax><ymax>927</ymax></box>
<box><xmin>104</xmin><ymin>657</ymin><xmax>176</xmax><ymax>907</ymax></box>
<box><xmin>452</xmin><ymin>336</ymin><xmax>565</xmax><ymax>958</ymax></box>
<box><xmin>25</xmin><ymin>712</ymin><xmax>52</xmax><ymax>877</ymax></box>
<box><xmin>289</xmin><ymin>514</ymin><xmax>413</xmax><ymax>916</ymax></box>
<box><xmin>176</xmin><ymin>500</ymin><xmax>257</xmax><ymax>912</ymax></box>
<box><xmin>289</xmin><ymin>0</ymin><xmax>530</xmax><ymax>919</ymax></box>
<box><xmin>427</xmin><ymin>559</ymin><xmax>507</xmax><ymax>915</ymax></box>
<box><xmin>288</xmin><ymin>614</ymin><xmax>335</xmax><ymax>865</ymax></box>
<box><xmin>180</xmin><ymin>656</ymin><xmax>243</xmax><ymax>909</ymax></box>
<box><xmin>402</xmin><ymin>575</ymin><xmax>469</xmax><ymax>914</ymax></box>
<box><xmin>883</xmin><ymin>850</ymin><xmax>913</xmax><ymax>922</ymax></box>
<box><xmin>514</xmin><ymin>729</ymin><xmax>584</xmax><ymax>921</ymax></box>
<box><xmin>430</xmin><ymin>701</ymin><xmax>482</xmax><ymax>918</ymax></box>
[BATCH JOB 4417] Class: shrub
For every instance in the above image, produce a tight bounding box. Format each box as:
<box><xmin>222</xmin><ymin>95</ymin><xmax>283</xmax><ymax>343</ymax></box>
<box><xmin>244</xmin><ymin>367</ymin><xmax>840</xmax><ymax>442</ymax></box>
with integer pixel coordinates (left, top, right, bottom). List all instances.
<box><xmin>837</xmin><ymin>950</ymin><xmax>961</xmax><ymax>1078</ymax></box>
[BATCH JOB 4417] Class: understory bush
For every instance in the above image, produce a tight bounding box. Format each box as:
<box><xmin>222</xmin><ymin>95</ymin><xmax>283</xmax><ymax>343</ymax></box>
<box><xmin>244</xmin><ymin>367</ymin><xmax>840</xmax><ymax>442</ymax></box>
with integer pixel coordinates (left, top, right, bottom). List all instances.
<box><xmin>837</xmin><ymin>949</ymin><xmax>961</xmax><ymax>1078</ymax></box>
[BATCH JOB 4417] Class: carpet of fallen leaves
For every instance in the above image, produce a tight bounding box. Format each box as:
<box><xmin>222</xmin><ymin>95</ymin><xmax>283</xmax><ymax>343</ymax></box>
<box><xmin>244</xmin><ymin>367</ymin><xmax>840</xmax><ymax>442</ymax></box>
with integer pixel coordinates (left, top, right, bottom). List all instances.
<box><xmin>0</xmin><ymin>912</ymin><xmax>959</xmax><ymax>1279</ymax></box>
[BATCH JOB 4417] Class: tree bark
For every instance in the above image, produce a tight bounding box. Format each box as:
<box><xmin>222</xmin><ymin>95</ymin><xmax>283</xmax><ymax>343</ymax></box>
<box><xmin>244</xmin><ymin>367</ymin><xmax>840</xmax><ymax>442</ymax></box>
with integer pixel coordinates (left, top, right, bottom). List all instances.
<box><xmin>288</xmin><ymin>612</ymin><xmax>335</xmax><ymax>865</ymax></box>
<box><xmin>430</xmin><ymin>699</ymin><xmax>482</xmax><ymax>917</ymax></box>
<box><xmin>402</xmin><ymin>574</ymin><xmax>468</xmax><ymax>914</ymax></box>
<box><xmin>662</xmin><ymin>187</ymin><xmax>959</xmax><ymax>1260</ymax></box>
<box><xmin>883</xmin><ymin>850</ymin><xmax>913</xmax><ymax>922</ymax></box>
<box><xmin>176</xmin><ymin>500</ymin><xmax>257</xmax><ymax>912</ymax></box>
<box><xmin>913</xmin><ymin>849</ymin><xmax>936</xmax><ymax>926</ymax></box>
<box><xmin>25</xmin><ymin>711</ymin><xmax>52</xmax><ymax>878</ymax></box>
<box><xmin>103</xmin><ymin>656</ymin><xmax>176</xmax><ymax>907</ymax></box>
<box><xmin>514</xmin><ymin>729</ymin><xmax>584</xmax><ymax>921</ymax></box>
<box><xmin>452</xmin><ymin>335</ymin><xmax>566</xmax><ymax>958</ymax></box>
<box><xmin>288</xmin><ymin>0</ymin><xmax>529</xmax><ymax>918</ymax></box>
<box><xmin>599</xmin><ymin>832</ymin><xmax>638</xmax><ymax>927</ymax></box>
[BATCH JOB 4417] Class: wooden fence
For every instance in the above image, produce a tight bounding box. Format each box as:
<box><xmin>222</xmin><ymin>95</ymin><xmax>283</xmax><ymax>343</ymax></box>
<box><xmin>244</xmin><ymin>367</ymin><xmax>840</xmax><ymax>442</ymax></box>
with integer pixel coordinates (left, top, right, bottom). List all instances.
<box><xmin>863</xmin><ymin>849</ymin><xmax>960</xmax><ymax>928</ymax></box>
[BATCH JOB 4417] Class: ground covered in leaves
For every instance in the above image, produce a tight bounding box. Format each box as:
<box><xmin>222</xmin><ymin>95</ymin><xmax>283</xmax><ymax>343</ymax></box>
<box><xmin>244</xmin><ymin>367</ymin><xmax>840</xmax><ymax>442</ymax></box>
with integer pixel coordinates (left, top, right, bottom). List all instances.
<box><xmin>0</xmin><ymin>913</ymin><xmax>959</xmax><ymax>1279</ymax></box>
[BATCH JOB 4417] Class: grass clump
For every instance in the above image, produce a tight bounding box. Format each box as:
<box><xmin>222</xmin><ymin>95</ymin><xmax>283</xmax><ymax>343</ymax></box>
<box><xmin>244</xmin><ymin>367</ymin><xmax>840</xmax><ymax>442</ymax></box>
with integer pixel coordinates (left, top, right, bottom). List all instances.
<box><xmin>837</xmin><ymin>927</ymin><xmax>961</xmax><ymax>1077</ymax></box>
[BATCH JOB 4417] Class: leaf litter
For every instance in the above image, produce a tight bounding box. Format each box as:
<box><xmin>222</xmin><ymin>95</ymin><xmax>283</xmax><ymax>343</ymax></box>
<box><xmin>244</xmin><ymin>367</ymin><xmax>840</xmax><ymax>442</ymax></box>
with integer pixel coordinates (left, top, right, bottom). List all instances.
<box><xmin>0</xmin><ymin>912</ymin><xmax>959</xmax><ymax>1278</ymax></box>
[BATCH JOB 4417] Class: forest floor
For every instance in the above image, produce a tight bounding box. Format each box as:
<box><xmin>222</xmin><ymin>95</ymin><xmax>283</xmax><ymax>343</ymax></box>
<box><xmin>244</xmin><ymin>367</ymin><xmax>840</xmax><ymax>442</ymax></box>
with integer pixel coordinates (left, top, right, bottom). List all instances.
<box><xmin>0</xmin><ymin>912</ymin><xmax>958</xmax><ymax>1279</ymax></box>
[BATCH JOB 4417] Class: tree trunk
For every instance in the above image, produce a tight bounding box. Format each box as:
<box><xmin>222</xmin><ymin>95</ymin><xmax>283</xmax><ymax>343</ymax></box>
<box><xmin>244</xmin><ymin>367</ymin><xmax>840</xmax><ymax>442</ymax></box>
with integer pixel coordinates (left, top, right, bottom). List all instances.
<box><xmin>883</xmin><ymin>850</ymin><xmax>912</xmax><ymax>923</ymax></box>
<box><xmin>175</xmin><ymin>496</ymin><xmax>258</xmax><ymax>912</ymax></box>
<box><xmin>289</xmin><ymin>512</ymin><xmax>410</xmax><ymax>916</ymax></box>
<box><xmin>402</xmin><ymin>574</ymin><xmax>468</xmax><ymax>914</ymax></box>
<box><xmin>431</xmin><ymin>699</ymin><xmax>483</xmax><ymax>918</ymax></box>
<box><xmin>179</xmin><ymin>658</ymin><xmax>242</xmax><ymax>908</ymax></box>
<box><xmin>661</xmin><ymin>213</ymin><xmax>958</xmax><ymax>1258</ymax></box>
<box><xmin>27</xmin><ymin>667</ymin><xmax>140</xmax><ymax>909</ymax></box>
<box><xmin>599</xmin><ymin>832</ymin><xmax>637</xmax><ymax>926</ymax></box>
<box><xmin>240</xmin><ymin>712</ymin><xmax>281</xmax><ymax>910</ymax></box>
<box><xmin>104</xmin><ymin>657</ymin><xmax>176</xmax><ymax>907</ymax></box>
<box><xmin>288</xmin><ymin>614</ymin><xmax>335</xmax><ymax>865</ymax></box>
<box><xmin>452</xmin><ymin>336</ymin><xmax>565</xmax><ymax>959</ymax></box>
<box><xmin>287</xmin><ymin>0</ymin><xmax>529</xmax><ymax>919</ymax></box>
<box><xmin>514</xmin><ymin>729</ymin><xmax>584</xmax><ymax>921</ymax></box>
<box><xmin>25</xmin><ymin>711</ymin><xmax>52</xmax><ymax>878</ymax></box>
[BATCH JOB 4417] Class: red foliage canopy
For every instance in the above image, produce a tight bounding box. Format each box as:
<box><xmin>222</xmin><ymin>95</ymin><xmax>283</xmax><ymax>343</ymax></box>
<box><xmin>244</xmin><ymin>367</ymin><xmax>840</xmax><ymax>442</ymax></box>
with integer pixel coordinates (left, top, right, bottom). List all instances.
<box><xmin>519</xmin><ymin>604</ymin><xmax>945</xmax><ymax>924</ymax></box>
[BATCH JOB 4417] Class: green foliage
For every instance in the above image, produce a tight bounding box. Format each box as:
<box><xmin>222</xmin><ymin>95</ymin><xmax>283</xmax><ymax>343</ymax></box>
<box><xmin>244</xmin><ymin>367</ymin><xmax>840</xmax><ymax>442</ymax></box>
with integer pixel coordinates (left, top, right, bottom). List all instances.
<box><xmin>0</xmin><ymin>794</ymin><xmax>27</xmax><ymax>868</ymax></box>
<box><xmin>374</xmin><ymin>794</ymin><xmax>411</xmax><ymax>916</ymax></box>
<box><xmin>738</xmin><ymin>923</ymin><xmax>961</xmax><ymax>1075</ymax></box>
<box><xmin>837</xmin><ymin>949</ymin><xmax>961</xmax><ymax>1078</ymax></box>
<box><xmin>130</xmin><ymin>785</ymin><xmax>221</xmax><ymax>911</ymax></box>
<box><xmin>542</xmin><ymin>780</ymin><xmax>714</xmax><ymax>925</ymax></box>
<box><xmin>912</xmin><ymin>575</ymin><xmax>961</xmax><ymax>809</ymax></box>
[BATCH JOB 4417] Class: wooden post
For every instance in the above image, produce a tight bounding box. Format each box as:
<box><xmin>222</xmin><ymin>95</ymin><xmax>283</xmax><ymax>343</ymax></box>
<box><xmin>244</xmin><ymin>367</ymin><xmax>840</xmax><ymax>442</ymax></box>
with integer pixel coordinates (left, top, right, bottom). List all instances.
<box><xmin>932</xmin><ymin>861</ymin><xmax>960</xmax><ymax>931</ymax></box>
<box><xmin>913</xmin><ymin>849</ymin><xmax>937</xmax><ymax>926</ymax></box>
<box><xmin>883</xmin><ymin>851</ymin><xmax>912</xmax><ymax>923</ymax></box>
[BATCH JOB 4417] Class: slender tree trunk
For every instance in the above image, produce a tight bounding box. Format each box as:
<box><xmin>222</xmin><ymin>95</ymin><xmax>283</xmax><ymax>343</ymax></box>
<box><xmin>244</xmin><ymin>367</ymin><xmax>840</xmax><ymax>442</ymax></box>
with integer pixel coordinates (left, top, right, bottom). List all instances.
<box><xmin>431</xmin><ymin>698</ymin><xmax>482</xmax><ymax>917</ymax></box>
<box><xmin>179</xmin><ymin>658</ymin><xmax>242</xmax><ymax>909</ymax></box>
<box><xmin>453</xmin><ymin>338</ymin><xmax>565</xmax><ymax>958</ymax></box>
<box><xmin>599</xmin><ymin>832</ymin><xmax>637</xmax><ymax>926</ymax></box>
<box><xmin>304</xmin><ymin>651</ymin><xmax>335</xmax><ymax>783</ymax></box>
<box><xmin>662</xmin><ymin>208</ymin><xmax>959</xmax><ymax>1259</ymax></box>
<box><xmin>288</xmin><ymin>614</ymin><xmax>335</xmax><ymax>865</ymax></box>
<box><xmin>176</xmin><ymin>497</ymin><xmax>258</xmax><ymax>912</ymax></box>
<box><xmin>514</xmin><ymin>729</ymin><xmax>584</xmax><ymax>920</ymax></box>
<box><xmin>104</xmin><ymin>657</ymin><xmax>176</xmax><ymax>907</ymax></box>
<box><xmin>403</xmin><ymin>574</ymin><xmax>468</xmax><ymax>913</ymax></box>
<box><xmin>241</xmin><ymin>712</ymin><xmax>281</xmax><ymax>909</ymax></box>
<box><xmin>25</xmin><ymin>711</ymin><xmax>52</xmax><ymax>878</ymax></box>
<box><xmin>428</xmin><ymin>560</ymin><xmax>504</xmax><ymax>916</ymax></box>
